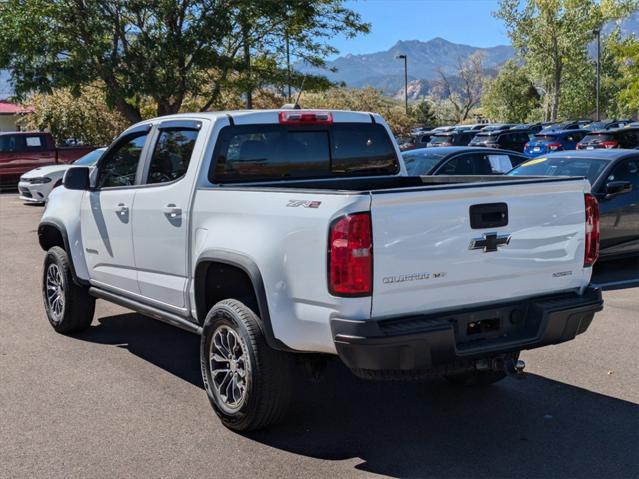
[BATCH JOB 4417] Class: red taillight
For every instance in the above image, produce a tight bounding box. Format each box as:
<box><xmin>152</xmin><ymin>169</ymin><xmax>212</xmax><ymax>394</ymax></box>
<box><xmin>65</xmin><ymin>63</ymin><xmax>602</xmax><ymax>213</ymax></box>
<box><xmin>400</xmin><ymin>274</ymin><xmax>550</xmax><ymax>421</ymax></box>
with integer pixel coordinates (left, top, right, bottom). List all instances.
<box><xmin>601</xmin><ymin>140</ymin><xmax>619</xmax><ymax>149</ymax></box>
<box><xmin>278</xmin><ymin>111</ymin><xmax>332</xmax><ymax>125</ymax></box>
<box><xmin>547</xmin><ymin>142</ymin><xmax>562</xmax><ymax>150</ymax></box>
<box><xmin>328</xmin><ymin>213</ymin><xmax>372</xmax><ymax>296</ymax></box>
<box><xmin>576</xmin><ymin>143</ymin><xmax>584</xmax><ymax>149</ymax></box>
<box><xmin>584</xmin><ymin>193</ymin><xmax>600</xmax><ymax>267</ymax></box>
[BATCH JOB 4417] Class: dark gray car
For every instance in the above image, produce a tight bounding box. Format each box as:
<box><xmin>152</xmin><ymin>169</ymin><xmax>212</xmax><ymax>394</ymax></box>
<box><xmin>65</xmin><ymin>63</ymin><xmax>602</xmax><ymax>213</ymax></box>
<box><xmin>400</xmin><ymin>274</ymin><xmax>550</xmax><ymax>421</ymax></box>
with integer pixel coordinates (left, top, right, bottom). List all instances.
<box><xmin>402</xmin><ymin>147</ymin><xmax>529</xmax><ymax>176</ymax></box>
<box><xmin>508</xmin><ymin>149</ymin><xmax>639</xmax><ymax>259</ymax></box>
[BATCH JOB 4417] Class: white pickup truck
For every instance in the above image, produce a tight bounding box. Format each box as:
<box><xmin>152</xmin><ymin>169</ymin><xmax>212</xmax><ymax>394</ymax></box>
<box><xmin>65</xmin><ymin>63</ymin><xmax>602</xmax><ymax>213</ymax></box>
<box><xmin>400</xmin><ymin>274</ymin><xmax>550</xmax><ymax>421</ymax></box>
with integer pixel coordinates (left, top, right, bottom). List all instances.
<box><xmin>38</xmin><ymin>109</ymin><xmax>603</xmax><ymax>431</ymax></box>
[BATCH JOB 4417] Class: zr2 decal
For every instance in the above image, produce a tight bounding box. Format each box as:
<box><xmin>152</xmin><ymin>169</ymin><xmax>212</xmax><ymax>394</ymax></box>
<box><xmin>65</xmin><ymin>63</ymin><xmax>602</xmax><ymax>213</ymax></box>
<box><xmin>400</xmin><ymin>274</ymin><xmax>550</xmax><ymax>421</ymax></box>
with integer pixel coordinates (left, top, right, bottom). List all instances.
<box><xmin>286</xmin><ymin>200</ymin><xmax>322</xmax><ymax>208</ymax></box>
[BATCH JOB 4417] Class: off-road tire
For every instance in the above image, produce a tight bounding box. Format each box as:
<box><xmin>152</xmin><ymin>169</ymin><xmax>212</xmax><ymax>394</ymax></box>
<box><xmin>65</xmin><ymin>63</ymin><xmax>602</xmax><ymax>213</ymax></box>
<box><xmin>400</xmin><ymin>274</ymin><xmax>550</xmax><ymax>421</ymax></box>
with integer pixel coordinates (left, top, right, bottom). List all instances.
<box><xmin>42</xmin><ymin>246</ymin><xmax>95</xmax><ymax>334</ymax></box>
<box><xmin>200</xmin><ymin>299</ymin><xmax>294</xmax><ymax>431</ymax></box>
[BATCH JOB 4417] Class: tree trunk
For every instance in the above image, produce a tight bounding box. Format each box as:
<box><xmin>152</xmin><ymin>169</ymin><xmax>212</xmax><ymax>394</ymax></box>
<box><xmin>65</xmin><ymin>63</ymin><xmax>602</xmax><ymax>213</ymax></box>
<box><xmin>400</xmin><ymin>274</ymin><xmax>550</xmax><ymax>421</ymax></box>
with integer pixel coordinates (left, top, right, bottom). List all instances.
<box><xmin>550</xmin><ymin>36</ymin><xmax>562</xmax><ymax>121</ymax></box>
<box><xmin>242</xmin><ymin>21</ymin><xmax>252</xmax><ymax>109</ymax></box>
<box><xmin>156</xmin><ymin>99</ymin><xmax>180</xmax><ymax>117</ymax></box>
<box><xmin>115</xmin><ymin>98</ymin><xmax>142</xmax><ymax>124</ymax></box>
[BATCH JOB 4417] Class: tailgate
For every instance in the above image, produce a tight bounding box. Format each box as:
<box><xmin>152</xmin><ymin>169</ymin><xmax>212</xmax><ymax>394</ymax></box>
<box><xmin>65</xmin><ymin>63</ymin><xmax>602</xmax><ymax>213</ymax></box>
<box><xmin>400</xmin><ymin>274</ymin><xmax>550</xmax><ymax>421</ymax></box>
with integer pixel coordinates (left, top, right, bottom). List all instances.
<box><xmin>370</xmin><ymin>179</ymin><xmax>591</xmax><ymax>318</ymax></box>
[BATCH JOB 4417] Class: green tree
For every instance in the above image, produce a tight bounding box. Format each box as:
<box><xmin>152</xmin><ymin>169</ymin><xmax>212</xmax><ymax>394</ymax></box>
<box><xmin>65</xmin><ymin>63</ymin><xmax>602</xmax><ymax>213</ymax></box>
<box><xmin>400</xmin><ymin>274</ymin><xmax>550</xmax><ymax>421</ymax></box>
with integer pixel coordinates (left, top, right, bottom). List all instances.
<box><xmin>410</xmin><ymin>99</ymin><xmax>437</xmax><ymax>126</ymax></box>
<box><xmin>0</xmin><ymin>0</ymin><xmax>368</xmax><ymax>123</ymax></box>
<box><xmin>481</xmin><ymin>60</ymin><xmax>540</xmax><ymax>122</ymax></box>
<box><xmin>611</xmin><ymin>34</ymin><xmax>639</xmax><ymax>115</ymax></box>
<box><xmin>17</xmin><ymin>85</ymin><xmax>129</xmax><ymax>145</ymax></box>
<box><xmin>495</xmin><ymin>0</ymin><xmax>637</xmax><ymax>120</ymax></box>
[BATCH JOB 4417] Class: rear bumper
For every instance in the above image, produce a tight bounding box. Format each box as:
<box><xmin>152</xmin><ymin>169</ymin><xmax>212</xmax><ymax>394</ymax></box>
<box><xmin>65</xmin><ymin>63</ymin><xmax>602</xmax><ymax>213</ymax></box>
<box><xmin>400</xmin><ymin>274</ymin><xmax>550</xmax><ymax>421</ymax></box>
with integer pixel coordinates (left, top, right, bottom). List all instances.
<box><xmin>331</xmin><ymin>287</ymin><xmax>603</xmax><ymax>375</ymax></box>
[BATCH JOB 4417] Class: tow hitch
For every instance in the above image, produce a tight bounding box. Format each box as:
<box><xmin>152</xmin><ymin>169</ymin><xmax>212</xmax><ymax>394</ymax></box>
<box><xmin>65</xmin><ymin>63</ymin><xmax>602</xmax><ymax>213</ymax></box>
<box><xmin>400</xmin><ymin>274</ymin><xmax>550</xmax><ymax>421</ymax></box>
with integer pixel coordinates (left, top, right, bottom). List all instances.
<box><xmin>475</xmin><ymin>356</ymin><xmax>526</xmax><ymax>379</ymax></box>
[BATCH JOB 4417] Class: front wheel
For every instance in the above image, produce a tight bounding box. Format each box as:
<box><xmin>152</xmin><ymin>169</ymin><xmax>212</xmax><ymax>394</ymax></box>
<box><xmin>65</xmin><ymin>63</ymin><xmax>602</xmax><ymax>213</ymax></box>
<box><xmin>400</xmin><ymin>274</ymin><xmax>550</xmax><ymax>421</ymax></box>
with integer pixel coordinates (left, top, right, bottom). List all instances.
<box><xmin>200</xmin><ymin>299</ymin><xmax>294</xmax><ymax>431</ymax></box>
<box><xmin>42</xmin><ymin>246</ymin><xmax>95</xmax><ymax>334</ymax></box>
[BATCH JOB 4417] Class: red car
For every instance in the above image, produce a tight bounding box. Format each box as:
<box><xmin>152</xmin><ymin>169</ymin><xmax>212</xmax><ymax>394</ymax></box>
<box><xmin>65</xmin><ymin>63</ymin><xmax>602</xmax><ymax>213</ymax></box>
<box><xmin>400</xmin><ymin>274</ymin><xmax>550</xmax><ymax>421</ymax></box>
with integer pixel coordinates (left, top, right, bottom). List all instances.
<box><xmin>0</xmin><ymin>132</ymin><xmax>97</xmax><ymax>186</ymax></box>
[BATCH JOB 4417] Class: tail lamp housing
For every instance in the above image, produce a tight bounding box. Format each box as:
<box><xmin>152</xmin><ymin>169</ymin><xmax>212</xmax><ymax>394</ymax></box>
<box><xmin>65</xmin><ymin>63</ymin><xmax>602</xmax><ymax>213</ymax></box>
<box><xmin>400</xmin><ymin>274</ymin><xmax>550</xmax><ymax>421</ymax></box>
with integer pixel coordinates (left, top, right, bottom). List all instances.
<box><xmin>328</xmin><ymin>213</ymin><xmax>372</xmax><ymax>296</ymax></box>
<box><xmin>584</xmin><ymin>193</ymin><xmax>600</xmax><ymax>267</ymax></box>
<box><xmin>601</xmin><ymin>140</ymin><xmax>619</xmax><ymax>149</ymax></box>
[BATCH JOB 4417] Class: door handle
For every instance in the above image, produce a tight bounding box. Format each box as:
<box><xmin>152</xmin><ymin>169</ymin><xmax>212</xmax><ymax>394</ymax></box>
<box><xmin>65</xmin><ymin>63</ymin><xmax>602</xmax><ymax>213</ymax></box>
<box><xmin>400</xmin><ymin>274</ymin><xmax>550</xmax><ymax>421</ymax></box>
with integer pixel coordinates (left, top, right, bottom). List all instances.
<box><xmin>114</xmin><ymin>203</ymin><xmax>129</xmax><ymax>215</ymax></box>
<box><xmin>162</xmin><ymin>204</ymin><xmax>182</xmax><ymax>218</ymax></box>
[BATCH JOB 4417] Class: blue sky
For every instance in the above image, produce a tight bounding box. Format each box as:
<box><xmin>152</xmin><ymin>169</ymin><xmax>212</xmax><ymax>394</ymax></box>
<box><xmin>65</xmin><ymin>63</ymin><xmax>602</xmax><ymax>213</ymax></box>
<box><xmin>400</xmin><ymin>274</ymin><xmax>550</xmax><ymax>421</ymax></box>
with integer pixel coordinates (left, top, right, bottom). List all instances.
<box><xmin>329</xmin><ymin>0</ymin><xmax>511</xmax><ymax>57</ymax></box>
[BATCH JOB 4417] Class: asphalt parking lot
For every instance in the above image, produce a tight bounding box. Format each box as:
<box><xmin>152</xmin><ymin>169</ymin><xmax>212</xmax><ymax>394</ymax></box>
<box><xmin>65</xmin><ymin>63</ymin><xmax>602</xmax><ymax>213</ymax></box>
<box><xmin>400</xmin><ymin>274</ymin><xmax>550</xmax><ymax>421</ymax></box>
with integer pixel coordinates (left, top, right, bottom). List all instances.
<box><xmin>1</xmin><ymin>193</ymin><xmax>638</xmax><ymax>479</ymax></box>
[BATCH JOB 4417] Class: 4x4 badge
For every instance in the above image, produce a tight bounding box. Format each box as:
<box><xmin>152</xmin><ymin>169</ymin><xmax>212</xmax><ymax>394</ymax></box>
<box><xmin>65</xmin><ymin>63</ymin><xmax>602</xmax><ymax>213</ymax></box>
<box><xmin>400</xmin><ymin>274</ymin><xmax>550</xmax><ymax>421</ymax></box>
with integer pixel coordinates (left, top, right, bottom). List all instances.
<box><xmin>469</xmin><ymin>232</ymin><xmax>511</xmax><ymax>252</ymax></box>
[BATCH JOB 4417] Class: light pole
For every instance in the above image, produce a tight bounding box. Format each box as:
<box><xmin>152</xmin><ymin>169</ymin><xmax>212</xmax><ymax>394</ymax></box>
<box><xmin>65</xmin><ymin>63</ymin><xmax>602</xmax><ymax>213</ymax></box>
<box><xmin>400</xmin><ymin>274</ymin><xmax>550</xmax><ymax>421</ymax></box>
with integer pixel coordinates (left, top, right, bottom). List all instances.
<box><xmin>594</xmin><ymin>28</ymin><xmax>601</xmax><ymax>121</ymax></box>
<box><xmin>396</xmin><ymin>54</ymin><xmax>408</xmax><ymax>115</ymax></box>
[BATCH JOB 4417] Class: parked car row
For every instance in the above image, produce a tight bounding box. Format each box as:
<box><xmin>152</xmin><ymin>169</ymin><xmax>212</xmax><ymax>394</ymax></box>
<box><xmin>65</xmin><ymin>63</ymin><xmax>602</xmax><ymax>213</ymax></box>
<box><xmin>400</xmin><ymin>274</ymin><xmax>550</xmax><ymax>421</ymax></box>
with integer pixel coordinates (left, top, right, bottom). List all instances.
<box><xmin>403</xmin><ymin>120</ymin><xmax>639</xmax><ymax>155</ymax></box>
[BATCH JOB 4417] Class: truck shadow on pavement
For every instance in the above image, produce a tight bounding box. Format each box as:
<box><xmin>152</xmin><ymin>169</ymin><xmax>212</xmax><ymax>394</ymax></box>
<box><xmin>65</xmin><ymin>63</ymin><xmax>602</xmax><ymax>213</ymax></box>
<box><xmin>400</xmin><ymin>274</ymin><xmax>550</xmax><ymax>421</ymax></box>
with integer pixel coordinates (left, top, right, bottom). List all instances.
<box><xmin>78</xmin><ymin>313</ymin><xmax>639</xmax><ymax>479</ymax></box>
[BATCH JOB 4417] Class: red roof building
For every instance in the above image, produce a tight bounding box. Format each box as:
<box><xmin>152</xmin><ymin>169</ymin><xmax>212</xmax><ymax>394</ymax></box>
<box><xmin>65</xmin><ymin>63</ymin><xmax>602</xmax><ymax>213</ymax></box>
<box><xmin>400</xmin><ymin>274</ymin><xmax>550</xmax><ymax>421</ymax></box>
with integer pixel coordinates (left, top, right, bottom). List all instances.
<box><xmin>0</xmin><ymin>100</ymin><xmax>33</xmax><ymax>132</ymax></box>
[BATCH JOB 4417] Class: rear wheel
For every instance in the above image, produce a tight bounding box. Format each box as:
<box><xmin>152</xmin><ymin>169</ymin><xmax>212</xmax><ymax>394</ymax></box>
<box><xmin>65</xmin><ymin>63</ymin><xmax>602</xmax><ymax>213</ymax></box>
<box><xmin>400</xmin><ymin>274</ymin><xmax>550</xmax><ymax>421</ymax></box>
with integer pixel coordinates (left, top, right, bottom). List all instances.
<box><xmin>200</xmin><ymin>299</ymin><xmax>294</xmax><ymax>431</ymax></box>
<box><xmin>42</xmin><ymin>246</ymin><xmax>95</xmax><ymax>334</ymax></box>
<box><xmin>445</xmin><ymin>352</ymin><xmax>520</xmax><ymax>387</ymax></box>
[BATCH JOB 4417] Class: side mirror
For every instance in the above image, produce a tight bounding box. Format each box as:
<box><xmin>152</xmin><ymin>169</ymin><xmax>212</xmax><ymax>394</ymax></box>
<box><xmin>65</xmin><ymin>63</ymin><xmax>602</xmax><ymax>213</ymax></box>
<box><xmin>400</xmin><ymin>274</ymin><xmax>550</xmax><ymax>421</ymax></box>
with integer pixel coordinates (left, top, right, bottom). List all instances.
<box><xmin>604</xmin><ymin>180</ymin><xmax>632</xmax><ymax>199</ymax></box>
<box><xmin>63</xmin><ymin>166</ymin><xmax>91</xmax><ymax>191</ymax></box>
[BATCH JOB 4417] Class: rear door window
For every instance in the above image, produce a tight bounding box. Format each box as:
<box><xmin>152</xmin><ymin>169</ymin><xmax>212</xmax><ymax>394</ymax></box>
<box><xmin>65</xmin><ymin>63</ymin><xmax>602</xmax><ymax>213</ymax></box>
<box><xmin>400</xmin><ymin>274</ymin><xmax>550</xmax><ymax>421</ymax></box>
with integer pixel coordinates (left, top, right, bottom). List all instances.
<box><xmin>605</xmin><ymin>158</ymin><xmax>639</xmax><ymax>189</ymax></box>
<box><xmin>146</xmin><ymin>128</ymin><xmax>199</xmax><ymax>184</ymax></box>
<box><xmin>211</xmin><ymin>123</ymin><xmax>399</xmax><ymax>182</ymax></box>
<box><xmin>487</xmin><ymin>154</ymin><xmax>514</xmax><ymax>173</ymax></box>
<box><xmin>439</xmin><ymin>153</ymin><xmax>493</xmax><ymax>175</ymax></box>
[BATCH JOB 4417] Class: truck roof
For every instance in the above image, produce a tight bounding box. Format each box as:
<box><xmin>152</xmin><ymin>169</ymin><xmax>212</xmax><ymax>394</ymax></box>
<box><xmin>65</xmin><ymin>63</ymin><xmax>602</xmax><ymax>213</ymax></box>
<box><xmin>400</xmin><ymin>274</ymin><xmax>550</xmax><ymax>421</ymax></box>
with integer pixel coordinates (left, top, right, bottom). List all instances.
<box><xmin>0</xmin><ymin>131</ymin><xmax>51</xmax><ymax>136</ymax></box>
<box><xmin>123</xmin><ymin>109</ymin><xmax>383</xmax><ymax>133</ymax></box>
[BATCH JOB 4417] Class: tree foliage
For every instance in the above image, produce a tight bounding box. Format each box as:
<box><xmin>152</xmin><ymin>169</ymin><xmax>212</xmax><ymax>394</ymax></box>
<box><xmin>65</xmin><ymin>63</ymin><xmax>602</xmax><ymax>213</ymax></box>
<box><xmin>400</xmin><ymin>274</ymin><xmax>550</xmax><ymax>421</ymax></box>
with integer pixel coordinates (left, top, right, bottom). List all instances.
<box><xmin>301</xmin><ymin>87</ymin><xmax>413</xmax><ymax>135</ymax></box>
<box><xmin>410</xmin><ymin>99</ymin><xmax>437</xmax><ymax>126</ymax></box>
<box><xmin>481</xmin><ymin>60</ymin><xmax>540</xmax><ymax>122</ymax></box>
<box><xmin>611</xmin><ymin>34</ymin><xmax>639</xmax><ymax>114</ymax></box>
<box><xmin>495</xmin><ymin>0</ymin><xmax>637</xmax><ymax>121</ymax></box>
<box><xmin>0</xmin><ymin>0</ymin><xmax>369</xmax><ymax>122</ymax></box>
<box><xmin>17</xmin><ymin>85</ymin><xmax>129</xmax><ymax>145</ymax></box>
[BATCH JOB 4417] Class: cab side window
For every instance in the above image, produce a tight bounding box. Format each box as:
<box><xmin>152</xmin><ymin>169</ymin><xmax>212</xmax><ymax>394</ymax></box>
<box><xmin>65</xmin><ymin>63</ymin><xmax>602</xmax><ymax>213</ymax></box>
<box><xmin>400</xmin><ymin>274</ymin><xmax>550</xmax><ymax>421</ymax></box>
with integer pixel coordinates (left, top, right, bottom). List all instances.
<box><xmin>606</xmin><ymin>159</ymin><xmax>639</xmax><ymax>190</ymax></box>
<box><xmin>96</xmin><ymin>133</ymin><xmax>148</xmax><ymax>188</ymax></box>
<box><xmin>0</xmin><ymin>134</ymin><xmax>20</xmax><ymax>152</ymax></box>
<box><xmin>146</xmin><ymin>128</ymin><xmax>198</xmax><ymax>184</ymax></box>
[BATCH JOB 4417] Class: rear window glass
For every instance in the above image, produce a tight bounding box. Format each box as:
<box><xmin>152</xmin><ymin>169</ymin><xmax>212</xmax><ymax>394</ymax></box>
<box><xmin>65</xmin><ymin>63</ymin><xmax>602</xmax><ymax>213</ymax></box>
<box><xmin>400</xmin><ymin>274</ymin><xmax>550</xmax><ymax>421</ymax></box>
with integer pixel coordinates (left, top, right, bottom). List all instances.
<box><xmin>211</xmin><ymin>123</ymin><xmax>399</xmax><ymax>182</ymax></box>
<box><xmin>471</xmin><ymin>133</ymin><xmax>492</xmax><ymax>141</ymax></box>
<box><xmin>429</xmin><ymin>135</ymin><xmax>453</xmax><ymax>144</ymax></box>
<box><xmin>508</xmin><ymin>156</ymin><xmax>609</xmax><ymax>184</ymax></box>
<box><xmin>533</xmin><ymin>135</ymin><xmax>557</xmax><ymax>141</ymax></box>
<box><xmin>581</xmin><ymin>133</ymin><xmax>614</xmax><ymax>142</ymax></box>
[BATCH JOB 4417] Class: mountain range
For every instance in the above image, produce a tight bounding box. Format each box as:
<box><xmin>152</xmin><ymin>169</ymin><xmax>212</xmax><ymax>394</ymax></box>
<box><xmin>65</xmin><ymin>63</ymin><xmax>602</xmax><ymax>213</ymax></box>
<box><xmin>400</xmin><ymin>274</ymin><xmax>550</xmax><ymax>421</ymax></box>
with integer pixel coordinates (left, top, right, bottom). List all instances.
<box><xmin>299</xmin><ymin>37</ymin><xmax>514</xmax><ymax>98</ymax></box>
<box><xmin>299</xmin><ymin>11</ymin><xmax>639</xmax><ymax>99</ymax></box>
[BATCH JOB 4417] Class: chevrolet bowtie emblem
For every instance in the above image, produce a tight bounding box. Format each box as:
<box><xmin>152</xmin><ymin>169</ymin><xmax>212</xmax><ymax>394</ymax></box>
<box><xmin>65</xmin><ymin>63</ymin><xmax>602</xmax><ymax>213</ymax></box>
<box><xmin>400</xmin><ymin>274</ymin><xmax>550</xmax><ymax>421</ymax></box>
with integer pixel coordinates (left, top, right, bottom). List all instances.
<box><xmin>469</xmin><ymin>232</ymin><xmax>511</xmax><ymax>252</ymax></box>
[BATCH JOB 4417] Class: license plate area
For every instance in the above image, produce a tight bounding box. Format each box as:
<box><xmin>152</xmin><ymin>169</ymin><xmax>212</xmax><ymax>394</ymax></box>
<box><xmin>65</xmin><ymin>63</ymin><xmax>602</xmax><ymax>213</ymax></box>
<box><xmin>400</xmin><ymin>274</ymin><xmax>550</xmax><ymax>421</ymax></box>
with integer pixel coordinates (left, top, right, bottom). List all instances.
<box><xmin>467</xmin><ymin>317</ymin><xmax>500</xmax><ymax>335</ymax></box>
<box><xmin>450</xmin><ymin>304</ymin><xmax>536</xmax><ymax>349</ymax></box>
